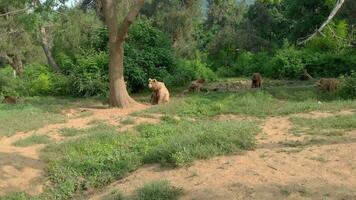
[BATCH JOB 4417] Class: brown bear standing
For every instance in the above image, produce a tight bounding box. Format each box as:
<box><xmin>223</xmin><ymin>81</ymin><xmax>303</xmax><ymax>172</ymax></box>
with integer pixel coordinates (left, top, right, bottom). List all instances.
<box><xmin>315</xmin><ymin>78</ymin><xmax>339</xmax><ymax>92</ymax></box>
<box><xmin>251</xmin><ymin>73</ymin><xmax>262</xmax><ymax>88</ymax></box>
<box><xmin>148</xmin><ymin>78</ymin><xmax>170</xmax><ymax>105</ymax></box>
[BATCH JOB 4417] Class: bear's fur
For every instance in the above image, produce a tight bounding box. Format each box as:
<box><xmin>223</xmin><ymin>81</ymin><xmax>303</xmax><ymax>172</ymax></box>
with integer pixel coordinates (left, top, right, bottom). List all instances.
<box><xmin>2</xmin><ymin>96</ymin><xmax>17</xmax><ymax>104</ymax></box>
<box><xmin>315</xmin><ymin>78</ymin><xmax>339</xmax><ymax>92</ymax></box>
<box><xmin>251</xmin><ymin>73</ymin><xmax>262</xmax><ymax>88</ymax></box>
<box><xmin>148</xmin><ymin>78</ymin><xmax>170</xmax><ymax>105</ymax></box>
<box><xmin>189</xmin><ymin>78</ymin><xmax>206</xmax><ymax>92</ymax></box>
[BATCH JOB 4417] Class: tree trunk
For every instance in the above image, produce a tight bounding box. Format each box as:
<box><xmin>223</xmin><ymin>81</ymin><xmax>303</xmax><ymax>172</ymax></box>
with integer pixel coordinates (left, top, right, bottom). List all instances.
<box><xmin>3</xmin><ymin>54</ymin><xmax>23</xmax><ymax>76</ymax></box>
<box><xmin>108</xmin><ymin>43</ymin><xmax>137</xmax><ymax>107</ymax></box>
<box><xmin>40</xmin><ymin>26</ymin><xmax>61</xmax><ymax>72</ymax></box>
<box><xmin>101</xmin><ymin>0</ymin><xmax>145</xmax><ymax>108</ymax></box>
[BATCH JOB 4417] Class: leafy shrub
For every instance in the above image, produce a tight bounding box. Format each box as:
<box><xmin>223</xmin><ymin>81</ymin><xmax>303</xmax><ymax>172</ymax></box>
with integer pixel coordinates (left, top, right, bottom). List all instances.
<box><xmin>266</xmin><ymin>45</ymin><xmax>304</xmax><ymax>79</ymax></box>
<box><xmin>172</xmin><ymin>58</ymin><xmax>217</xmax><ymax>85</ymax></box>
<box><xmin>68</xmin><ymin>51</ymin><xmax>109</xmax><ymax>97</ymax></box>
<box><xmin>340</xmin><ymin>71</ymin><xmax>356</xmax><ymax>99</ymax></box>
<box><xmin>0</xmin><ymin>67</ymin><xmax>22</xmax><ymax>97</ymax></box>
<box><xmin>136</xmin><ymin>181</ymin><xmax>183</xmax><ymax>200</ymax></box>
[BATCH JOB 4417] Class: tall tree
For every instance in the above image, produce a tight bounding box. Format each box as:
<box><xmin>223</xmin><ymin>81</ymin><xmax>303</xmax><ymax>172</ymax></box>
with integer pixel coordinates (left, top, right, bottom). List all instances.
<box><xmin>100</xmin><ymin>0</ymin><xmax>145</xmax><ymax>108</ymax></box>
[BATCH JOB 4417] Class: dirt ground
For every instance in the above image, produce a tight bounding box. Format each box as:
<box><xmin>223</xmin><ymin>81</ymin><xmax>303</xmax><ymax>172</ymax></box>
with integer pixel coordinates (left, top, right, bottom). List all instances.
<box><xmin>1</xmin><ymin>106</ymin><xmax>356</xmax><ymax>200</ymax></box>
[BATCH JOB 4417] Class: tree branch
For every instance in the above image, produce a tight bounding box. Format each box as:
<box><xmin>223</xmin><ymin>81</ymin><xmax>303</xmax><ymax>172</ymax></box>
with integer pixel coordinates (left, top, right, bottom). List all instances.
<box><xmin>0</xmin><ymin>8</ymin><xmax>29</xmax><ymax>17</ymax></box>
<box><xmin>297</xmin><ymin>0</ymin><xmax>346</xmax><ymax>45</ymax></box>
<box><xmin>117</xmin><ymin>0</ymin><xmax>145</xmax><ymax>42</ymax></box>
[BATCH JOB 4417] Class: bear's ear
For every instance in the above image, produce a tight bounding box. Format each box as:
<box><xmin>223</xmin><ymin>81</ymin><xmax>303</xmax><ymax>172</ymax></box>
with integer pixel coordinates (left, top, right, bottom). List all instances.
<box><xmin>148</xmin><ymin>78</ymin><xmax>152</xmax><ymax>82</ymax></box>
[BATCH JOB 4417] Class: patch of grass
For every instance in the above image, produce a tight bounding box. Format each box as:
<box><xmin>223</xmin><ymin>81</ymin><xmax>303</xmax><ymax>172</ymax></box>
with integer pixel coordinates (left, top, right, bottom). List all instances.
<box><xmin>291</xmin><ymin>114</ymin><xmax>356</xmax><ymax>136</ymax></box>
<box><xmin>134</xmin><ymin>89</ymin><xmax>356</xmax><ymax>118</ymax></box>
<box><xmin>280</xmin><ymin>136</ymin><xmax>352</xmax><ymax>148</ymax></box>
<box><xmin>102</xmin><ymin>190</ymin><xmax>124</xmax><ymax>200</ymax></box>
<box><xmin>291</xmin><ymin>114</ymin><xmax>356</xmax><ymax>134</ymax></box>
<box><xmin>0</xmin><ymin>97</ymin><xmax>103</xmax><ymax>137</ymax></box>
<box><xmin>59</xmin><ymin>128</ymin><xmax>85</xmax><ymax>137</ymax></box>
<box><xmin>41</xmin><ymin>119</ymin><xmax>258</xmax><ymax>198</ymax></box>
<box><xmin>120</xmin><ymin>117</ymin><xmax>136</xmax><ymax>125</ymax></box>
<box><xmin>0</xmin><ymin>192</ymin><xmax>38</xmax><ymax>200</ymax></box>
<box><xmin>12</xmin><ymin>135</ymin><xmax>51</xmax><ymax>147</ymax></box>
<box><xmin>0</xmin><ymin>106</ymin><xmax>66</xmax><ymax>137</ymax></box>
<box><xmin>136</xmin><ymin>181</ymin><xmax>183</xmax><ymax>200</ymax></box>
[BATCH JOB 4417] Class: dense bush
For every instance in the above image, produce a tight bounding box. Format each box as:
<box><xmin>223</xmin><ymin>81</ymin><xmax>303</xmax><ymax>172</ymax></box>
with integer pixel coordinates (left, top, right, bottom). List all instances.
<box><xmin>225</xmin><ymin>46</ymin><xmax>356</xmax><ymax>79</ymax></box>
<box><xmin>171</xmin><ymin>57</ymin><xmax>217</xmax><ymax>85</ymax></box>
<box><xmin>0</xmin><ymin>67</ymin><xmax>22</xmax><ymax>98</ymax></box>
<box><xmin>340</xmin><ymin>71</ymin><xmax>356</xmax><ymax>99</ymax></box>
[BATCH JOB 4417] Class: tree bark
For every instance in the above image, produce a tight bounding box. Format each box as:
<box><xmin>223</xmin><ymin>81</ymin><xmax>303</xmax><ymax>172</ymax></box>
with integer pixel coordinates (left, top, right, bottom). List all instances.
<box><xmin>4</xmin><ymin>54</ymin><xmax>24</xmax><ymax>76</ymax></box>
<box><xmin>40</xmin><ymin>26</ymin><xmax>61</xmax><ymax>73</ymax></box>
<box><xmin>298</xmin><ymin>0</ymin><xmax>346</xmax><ymax>45</ymax></box>
<box><xmin>101</xmin><ymin>0</ymin><xmax>145</xmax><ymax>108</ymax></box>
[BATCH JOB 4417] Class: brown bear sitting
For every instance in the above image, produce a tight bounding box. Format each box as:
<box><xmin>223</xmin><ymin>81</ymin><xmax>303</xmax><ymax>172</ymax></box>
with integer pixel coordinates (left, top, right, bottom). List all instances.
<box><xmin>148</xmin><ymin>78</ymin><xmax>170</xmax><ymax>105</ymax></box>
<box><xmin>2</xmin><ymin>96</ymin><xmax>17</xmax><ymax>104</ymax></box>
<box><xmin>189</xmin><ymin>78</ymin><xmax>206</xmax><ymax>92</ymax></box>
<box><xmin>251</xmin><ymin>73</ymin><xmax>262</xmax><ymax>88</ymax></box>
<box><xmin>315</xmin><ymin>78</ymin><xmax>339</xmax><ymax>92</ymax></box>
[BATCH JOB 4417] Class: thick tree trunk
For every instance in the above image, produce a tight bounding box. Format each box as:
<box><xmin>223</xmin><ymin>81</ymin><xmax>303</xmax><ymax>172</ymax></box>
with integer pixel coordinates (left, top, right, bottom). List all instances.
<box><xmin>108</xmin><ymin>43</ymin><xmax>137</xmax><ymax>107</ymax></box>
<box><xmin>3</xmin><ymin>54</ymin><xmax>23</xmax><ymax>76</ymax></box>
<box><xmin>101</xmin><ymin>0</ymin><xmax>145</xmax><ymax>108</ymax></box>
<box><xmin>40</xmin><ymin>27</ymin><xmax>61</xmax><ymax>72</ymax></box>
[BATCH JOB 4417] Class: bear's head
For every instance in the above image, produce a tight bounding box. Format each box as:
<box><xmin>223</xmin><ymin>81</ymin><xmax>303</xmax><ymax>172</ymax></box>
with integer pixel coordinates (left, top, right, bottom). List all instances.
<box><xmin>148</xmin><ymin>78</ymin><xmax>162</xmax><ymax>91</ymax></box>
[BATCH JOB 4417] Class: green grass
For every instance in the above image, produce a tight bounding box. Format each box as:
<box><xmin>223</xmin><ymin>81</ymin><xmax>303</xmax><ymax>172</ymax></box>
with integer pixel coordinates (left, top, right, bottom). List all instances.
<box><xmin>0</xmin><ymin>192</ymin><xmax>38</xmax><ymax>200</ymax></box>
<box><xmin>134</xmin><ymin>89</ymin><xmax>356</xmax><ymax>118</ymax></box>
<box><xmin>40</xmin><ymin>119</ymin><xmax>258</xmax><ymax>199</ymax></box>
<box><xmin>12</xmin><ymin>135</ymin><xmax>51</xmax><ymax>147</ymax></box>
<box><xmin>59</xmin><ymin>128</ymin><xmax>86</xmax><ymax>137</ymax></box>
<box><xmin>0</xmin><ymin>106</ymin><xmax>66</xmax><ymax>137</ymax></box>
<box><xmin>290</xmin><ymin>114</ymin><xmax>356</xmax><ymax>136</ymax></box>
<box><xmin>136</xmin><ymin>181</ymin><xmax>183</xmax><ymax>200</ymax></box>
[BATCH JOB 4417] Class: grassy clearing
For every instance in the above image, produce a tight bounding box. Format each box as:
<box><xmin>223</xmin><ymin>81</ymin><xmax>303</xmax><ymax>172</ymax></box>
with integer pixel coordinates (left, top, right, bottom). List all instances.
<box><xmin>12</xmin><ymin>134</ymin><xmax>51</xmax><ymax>147</ymax></box>
<box><xmin>40</xmin><ymin>119</ymin><xmax>258</xmax><ymax>199</ymax></box>
<box><xmin>134</xmin><ymin>88</ymin><xmax>356</xmax><ymax>118</ymax></box>
<box><xmin>290</xmin><ymin>114</ymin><xmax>356</xmax><ymax>136</ymax></box>
<box><xmin>0</xmin><ymin>97</ymin><xmax>100</xmax><ymax>137</ymax></box>
<box><xmin>136</xmin><ymin>181</ymin><xmax>183</xmax><ymax>200</ymax></box>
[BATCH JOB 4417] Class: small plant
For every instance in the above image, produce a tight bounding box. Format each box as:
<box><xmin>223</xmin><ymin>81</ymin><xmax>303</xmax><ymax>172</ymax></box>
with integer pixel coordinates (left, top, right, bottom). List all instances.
<box><xmin>12</xmin><ymin>134</ymin><xmax>51</xmax><ymax>147</ymax></box>
<box><xmin>136</xmin><ymin>181</ymin><xmax>183</xmax><ymax>200</ymax></box>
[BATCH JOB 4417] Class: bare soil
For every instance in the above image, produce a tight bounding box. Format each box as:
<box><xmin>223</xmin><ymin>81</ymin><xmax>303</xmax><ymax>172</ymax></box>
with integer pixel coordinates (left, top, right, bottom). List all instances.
<box><xmin>0</xmin><ymin>104</ymin><xmax>151</xmax><ymax>196</ymax></box>
<box><xmin>89</xmin><ymin>112</ymin><xmax>356</xmax><ymax>200</ymax></box>
<box><xmin>1</xmin><ymin>107</ymin><xmax>356</xmax><ymax>200</ymax></box>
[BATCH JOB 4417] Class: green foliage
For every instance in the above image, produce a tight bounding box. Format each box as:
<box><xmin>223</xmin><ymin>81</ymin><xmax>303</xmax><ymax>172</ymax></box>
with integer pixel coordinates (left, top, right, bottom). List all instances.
<box><xmin>340</xmin><ymin>71</ymin><xmax>356</xmax><ymax>99</ymax></box>
<box><xmin>136</xmin><ymin>181</ymin><xmax>183</xmax><ymax>200</ymax></box>
<box><xmin>124</xmin><ymin>20</ymin><xmax>176</xmax><ymax>92</ymax></box>
<box><xmin>172</xmin><ymin>57</ymin><xmax>217</xmax><ymax>85</ymax></box>
<box><xmin>68</xmin><ymin>51</ymin><xmax>109</xmax><ymax>97</ymax></box>
<box><xmin>267</xmin><ymin>45</ymin><xmax>304</xmax><ymax>79</ymax></box>
<box><xmin>0</xmin><ymin>68</ymin><xmax>22</xmax><ymax>97</ymax></box>
<box><xmin>41</xmin><ymin>119</ymin><xmax>258</xmax><ymax>198</ymax></box>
